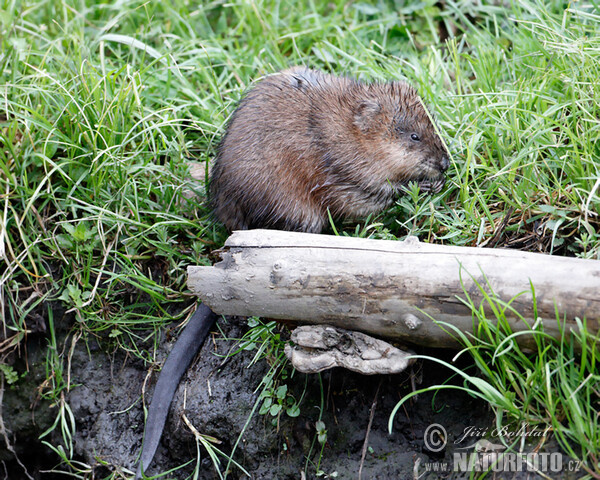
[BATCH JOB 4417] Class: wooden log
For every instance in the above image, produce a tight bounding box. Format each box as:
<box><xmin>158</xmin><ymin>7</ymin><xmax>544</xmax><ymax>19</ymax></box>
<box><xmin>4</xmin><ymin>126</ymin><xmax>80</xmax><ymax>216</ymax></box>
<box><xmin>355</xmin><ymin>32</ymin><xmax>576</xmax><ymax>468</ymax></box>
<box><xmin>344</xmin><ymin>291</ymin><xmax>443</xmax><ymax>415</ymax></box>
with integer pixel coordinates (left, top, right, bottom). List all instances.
<box><xmin>187</xmin><ymin>229</ymin><xmax>600</xmax><ymax>348</ymax></box>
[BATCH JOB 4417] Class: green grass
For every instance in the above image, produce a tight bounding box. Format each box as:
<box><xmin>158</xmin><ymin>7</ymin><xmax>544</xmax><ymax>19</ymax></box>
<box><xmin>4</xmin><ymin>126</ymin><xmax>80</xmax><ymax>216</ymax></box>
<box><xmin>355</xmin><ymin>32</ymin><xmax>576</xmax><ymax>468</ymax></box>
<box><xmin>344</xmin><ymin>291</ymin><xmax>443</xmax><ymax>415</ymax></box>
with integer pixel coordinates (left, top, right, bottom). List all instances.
<box><xmin>390</xmin><ymin>282</ymin><xmax>600</xmax><ymax>477</ymax></box>
<box><xmin>1</xmin><ymin>0</ymin><xmax>599</xmax><ymax>479</ymax></box>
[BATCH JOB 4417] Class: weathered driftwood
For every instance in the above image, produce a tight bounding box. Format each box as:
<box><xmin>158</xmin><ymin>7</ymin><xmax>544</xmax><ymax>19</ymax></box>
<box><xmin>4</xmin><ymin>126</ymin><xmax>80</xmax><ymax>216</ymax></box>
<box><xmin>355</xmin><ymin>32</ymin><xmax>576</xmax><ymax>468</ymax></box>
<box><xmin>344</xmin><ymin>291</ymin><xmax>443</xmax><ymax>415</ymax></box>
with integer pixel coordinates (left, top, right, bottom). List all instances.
<box><xmin>187</xmin><ymin>229</ymin><xmax>600</xmax><ymax>348</ymax></box>
<box><xmin>284</xmin><ymin>325</ymin><xmax>414</xmax><ymax>374</ymax></box>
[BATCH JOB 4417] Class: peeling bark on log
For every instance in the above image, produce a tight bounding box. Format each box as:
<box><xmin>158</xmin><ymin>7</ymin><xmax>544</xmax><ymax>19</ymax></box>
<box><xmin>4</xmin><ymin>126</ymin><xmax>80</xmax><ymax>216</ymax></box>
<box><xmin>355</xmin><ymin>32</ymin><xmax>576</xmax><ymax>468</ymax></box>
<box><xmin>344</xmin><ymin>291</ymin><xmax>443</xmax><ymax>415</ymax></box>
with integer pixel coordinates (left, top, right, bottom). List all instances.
<box><xmin>187</xmin><ymin>229</ymin><xmax>600</xmax><ymax>348</ymax></box>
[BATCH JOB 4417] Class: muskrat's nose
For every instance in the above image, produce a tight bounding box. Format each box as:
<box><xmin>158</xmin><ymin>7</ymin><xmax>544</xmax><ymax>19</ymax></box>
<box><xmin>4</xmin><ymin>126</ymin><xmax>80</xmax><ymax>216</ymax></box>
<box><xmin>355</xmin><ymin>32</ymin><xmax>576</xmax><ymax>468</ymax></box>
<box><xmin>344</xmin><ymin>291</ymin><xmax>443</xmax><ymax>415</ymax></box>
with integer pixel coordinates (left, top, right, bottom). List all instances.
<box><xmin>440</xmin><ymin>155</ymin><xmax>450</xmax><ymax>172</ymax></box>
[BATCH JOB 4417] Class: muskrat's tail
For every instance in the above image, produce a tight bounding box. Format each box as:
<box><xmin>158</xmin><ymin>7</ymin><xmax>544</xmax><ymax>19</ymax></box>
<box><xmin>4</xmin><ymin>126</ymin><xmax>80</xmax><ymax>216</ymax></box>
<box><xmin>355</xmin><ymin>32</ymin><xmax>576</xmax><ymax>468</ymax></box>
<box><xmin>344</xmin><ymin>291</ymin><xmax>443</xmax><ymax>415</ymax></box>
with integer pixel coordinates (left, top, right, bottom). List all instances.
<box><xmin>136</xmin><ymin>304</ymin><xmax>217</xmax><ymax>479</ymax></box>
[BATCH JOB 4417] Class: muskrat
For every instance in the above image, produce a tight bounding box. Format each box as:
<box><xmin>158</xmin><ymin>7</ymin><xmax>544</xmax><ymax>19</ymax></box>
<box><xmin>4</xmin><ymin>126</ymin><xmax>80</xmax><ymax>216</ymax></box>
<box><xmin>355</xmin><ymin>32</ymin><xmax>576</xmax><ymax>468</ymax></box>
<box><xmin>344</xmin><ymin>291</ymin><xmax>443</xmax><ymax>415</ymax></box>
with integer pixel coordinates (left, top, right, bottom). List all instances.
<box><xmin>211</xmin><ymin>66</ymin><xmax>449</xmax><ymax>233</ymax></box>
<box><xmin>137</xmin><ymin>67</ymin><xmax>449</xmax><ymax>478</ymax></box>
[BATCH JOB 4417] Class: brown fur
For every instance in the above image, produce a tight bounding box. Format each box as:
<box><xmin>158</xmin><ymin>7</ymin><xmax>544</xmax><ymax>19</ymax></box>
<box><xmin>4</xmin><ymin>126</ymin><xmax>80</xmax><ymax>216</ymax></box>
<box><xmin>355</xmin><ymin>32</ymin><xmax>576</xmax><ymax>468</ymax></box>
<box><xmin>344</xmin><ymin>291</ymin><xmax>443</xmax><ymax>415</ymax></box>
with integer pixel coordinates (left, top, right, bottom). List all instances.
<box><xmin>210</xmin><ymin>67</ymin><xmax>449</xmax><ymax>233</ymax></box>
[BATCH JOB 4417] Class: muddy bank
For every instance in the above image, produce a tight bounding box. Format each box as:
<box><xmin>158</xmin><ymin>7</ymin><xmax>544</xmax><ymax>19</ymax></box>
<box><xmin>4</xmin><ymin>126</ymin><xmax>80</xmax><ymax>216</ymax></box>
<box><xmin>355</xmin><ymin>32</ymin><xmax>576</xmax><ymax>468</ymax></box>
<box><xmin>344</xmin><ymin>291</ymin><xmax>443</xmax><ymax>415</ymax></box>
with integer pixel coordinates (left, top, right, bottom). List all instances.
<box><xmin>64</xmin><ymin>317</ymin><xmax>496</xmax><ymax>479</ymax></box>
<box><xmin>4</xmin><ymin>314</ymin><xmax>578</xmax><ymax>479</ymax></box>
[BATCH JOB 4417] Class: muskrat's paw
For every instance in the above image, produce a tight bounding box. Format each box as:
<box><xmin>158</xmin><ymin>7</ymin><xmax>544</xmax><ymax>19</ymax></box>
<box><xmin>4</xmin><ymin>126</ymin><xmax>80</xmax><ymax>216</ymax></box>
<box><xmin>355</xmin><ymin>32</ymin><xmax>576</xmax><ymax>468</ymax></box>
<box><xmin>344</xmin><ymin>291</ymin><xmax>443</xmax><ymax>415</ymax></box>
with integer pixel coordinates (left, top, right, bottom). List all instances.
<box><xmin>418</xmin><ymin>177</ymin><xmax>446</xmax><ymax>194</ymax></box>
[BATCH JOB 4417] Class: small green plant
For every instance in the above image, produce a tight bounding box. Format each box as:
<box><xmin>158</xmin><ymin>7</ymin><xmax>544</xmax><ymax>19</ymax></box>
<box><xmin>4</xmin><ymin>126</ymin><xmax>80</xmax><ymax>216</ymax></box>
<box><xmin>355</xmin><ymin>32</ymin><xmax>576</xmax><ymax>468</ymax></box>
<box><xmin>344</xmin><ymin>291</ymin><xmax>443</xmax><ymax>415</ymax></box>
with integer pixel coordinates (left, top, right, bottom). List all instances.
<box><xmin>314</xmin><ymin>419</ymin><xmax>333</xmax><ymax>478</ymax></box>
<box><xmin>55</xmin><ymin>222</ymin><xmax>100</xmax><ymax>256</ymax></box>
<box><xmin>0</xmin><ymin>363</ymin><xmax>20</xmax><ymax>385</ymax></box>
<box><xmin>258</xmin><ymin>382</ymin><xmax>301</xmax><ymax>423</ymax></box>
<box><xmin>235</xmin><ymin>317</ymin><xmax>289</xmax><ymax>367</ymax></box>
<box><xmin>315</xmin><ymin>419</ymin><xmax>328</xmax><ymax>446</ymax></box>
<box><xmin>228</xmin><ymin>317</ymin><xmax>301</xmax><ymax>423</ymax></box>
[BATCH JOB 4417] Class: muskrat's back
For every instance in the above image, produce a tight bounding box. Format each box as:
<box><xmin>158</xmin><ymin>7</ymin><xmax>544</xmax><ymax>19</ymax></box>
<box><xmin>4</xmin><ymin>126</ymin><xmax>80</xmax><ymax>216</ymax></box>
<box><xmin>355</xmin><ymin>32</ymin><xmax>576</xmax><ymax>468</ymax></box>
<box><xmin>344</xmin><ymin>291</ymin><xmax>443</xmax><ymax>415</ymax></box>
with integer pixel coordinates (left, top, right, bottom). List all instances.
<box><xmin>210</xmin><ymin>67</ymin><xmax>449</xmax><ymax>233</ymax></box>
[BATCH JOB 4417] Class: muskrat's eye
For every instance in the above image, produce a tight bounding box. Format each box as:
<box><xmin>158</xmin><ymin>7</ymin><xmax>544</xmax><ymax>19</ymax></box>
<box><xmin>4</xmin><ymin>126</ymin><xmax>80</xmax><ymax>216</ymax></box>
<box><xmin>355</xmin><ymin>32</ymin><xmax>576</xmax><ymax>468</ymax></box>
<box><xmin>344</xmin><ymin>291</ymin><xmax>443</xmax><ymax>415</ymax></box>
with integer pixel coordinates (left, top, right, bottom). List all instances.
<box><xmin>410</xmin><ymin>133</ymin><xmax>421</xmax><ymax>142</ymax></box>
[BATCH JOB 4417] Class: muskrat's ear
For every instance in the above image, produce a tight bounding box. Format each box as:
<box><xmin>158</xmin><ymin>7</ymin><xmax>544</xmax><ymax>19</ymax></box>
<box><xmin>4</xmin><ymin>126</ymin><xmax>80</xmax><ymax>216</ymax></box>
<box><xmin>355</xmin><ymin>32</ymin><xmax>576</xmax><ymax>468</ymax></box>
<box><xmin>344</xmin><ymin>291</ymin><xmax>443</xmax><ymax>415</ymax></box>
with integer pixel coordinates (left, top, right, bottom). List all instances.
<box><xmin>354</xmin><ymin>100</ymin><xmax>381</xmax><ymax>133</ymax></box>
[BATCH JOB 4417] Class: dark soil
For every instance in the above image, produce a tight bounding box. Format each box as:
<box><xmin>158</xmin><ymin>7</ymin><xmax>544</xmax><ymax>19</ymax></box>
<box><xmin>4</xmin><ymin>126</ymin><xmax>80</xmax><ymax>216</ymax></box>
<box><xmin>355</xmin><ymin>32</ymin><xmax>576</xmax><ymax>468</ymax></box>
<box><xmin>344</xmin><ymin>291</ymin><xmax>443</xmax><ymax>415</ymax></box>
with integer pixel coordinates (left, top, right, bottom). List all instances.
<box><xmin>0</xmin><ymin>334</ymin><xmax>58</xmax><ymax>479</ymax></box>
<box><xmin>2</xmin><ymin>312</ymin><xmax>581</xmax><ymax>480</ymax></box>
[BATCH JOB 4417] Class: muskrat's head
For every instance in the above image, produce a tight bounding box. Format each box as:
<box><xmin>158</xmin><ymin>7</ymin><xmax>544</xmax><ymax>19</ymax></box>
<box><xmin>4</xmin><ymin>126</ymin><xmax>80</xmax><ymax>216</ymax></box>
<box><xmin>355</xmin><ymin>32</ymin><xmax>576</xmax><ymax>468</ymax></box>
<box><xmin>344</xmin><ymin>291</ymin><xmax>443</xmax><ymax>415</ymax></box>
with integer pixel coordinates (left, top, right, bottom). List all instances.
<box><xmin>352</xmin><ymin>81</ymin><xmax>450</xmax><ymax>195</ymax></box>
